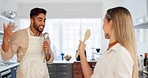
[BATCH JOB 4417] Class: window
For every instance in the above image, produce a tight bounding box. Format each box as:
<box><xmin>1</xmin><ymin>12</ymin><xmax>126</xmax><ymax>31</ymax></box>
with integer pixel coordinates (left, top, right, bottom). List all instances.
<box><xmin>20</xmin><ymin>18</ymin><xmax>102</xmax><ymax>60</ymax></box>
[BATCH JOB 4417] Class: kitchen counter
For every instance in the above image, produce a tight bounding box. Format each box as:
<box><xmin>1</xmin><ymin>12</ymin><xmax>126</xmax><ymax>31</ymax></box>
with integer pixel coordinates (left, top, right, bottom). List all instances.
<box><xmin>52</xmin><ymin>60</ymin><xmax>97</xmax><ymax>64</ymax></box>
<box><xmin>139</xmin><ymin>73</ymin><xmax>148</xmax><ymax>78</ymax></box>
<box><xmin>52</xmin><ymin>60</ymin><xmax>74</xmax><ymax>64</ymax></box>
<box><xmin>0</xmin><ymin>62</ymin><xmax>19</xmax><ymax>72</ymax></box>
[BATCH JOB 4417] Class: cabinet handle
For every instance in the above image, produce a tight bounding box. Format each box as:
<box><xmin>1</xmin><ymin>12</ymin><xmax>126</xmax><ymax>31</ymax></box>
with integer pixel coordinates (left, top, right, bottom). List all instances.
<box><xmin>49</xmin><ymin>73</ymin><xmax>53</xmax><ymax>74</ymax></box>
<box><xmin>61</xmin><ymin>73</ymin><xmax>67</xmax><ymax>75</ymax></box>
<box><xmin>61</xmin><ymin>65</ymin><xmax>67</xmax><ymax>67</ymax></box>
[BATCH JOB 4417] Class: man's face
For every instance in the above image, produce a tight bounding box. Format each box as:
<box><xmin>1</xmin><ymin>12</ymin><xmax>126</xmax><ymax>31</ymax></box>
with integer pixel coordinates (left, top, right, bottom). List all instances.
<box><xmin>32</xmin><ymin>13</ymin><xmax>46</xmax><ymax>33</ymax></box>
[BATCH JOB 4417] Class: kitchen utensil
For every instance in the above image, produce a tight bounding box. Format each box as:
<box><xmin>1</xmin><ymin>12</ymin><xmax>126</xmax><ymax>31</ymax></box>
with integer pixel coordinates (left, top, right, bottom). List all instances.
<box><xmin>43</xmin><ymin>32</ymin><xmax>49</xmax><ymax>62</ymax></box>
<box><xmin>75</xmin><ymin>29</ymin><xmax>91</xmax><ymax>58</ymax></box>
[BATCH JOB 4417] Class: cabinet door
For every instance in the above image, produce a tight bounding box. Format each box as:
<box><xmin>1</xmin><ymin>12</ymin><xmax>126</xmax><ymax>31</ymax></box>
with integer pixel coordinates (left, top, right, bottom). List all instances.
<box><xmin>72</xmin><ymin>62</ymin><xmax>82</xmax><ymax>70</ymax></box>
<box><xmin>47</xmin><ymin>64</ymin><xmax>57</xmax><ymax>78</ymax></box>
<box><xmin>0</xmin><ymin>69</ymin><xmax>11</xmax><ymax>78</ymax></box>
<box><xmin>73</xmin><ymin>71</ymin><xmax>84</xmax><ymax>78</ymax></box>
<box><xmin>57</xmin><ymin>72</ymin><xmax>72</xmax><ymax>78</ymax></box>
<box><xmin>57</xmin><ymin>64</ymin><xmax>72</xmax><ymax>78</ymax></box>
<box><xmin>57</xmin><ymin>64</ymin><xmax>72</xmax><ymax>72</ymax></box>
<box><xmin>11</xmin><ymin>66</ymin><xmax>18</xmax><ymax>78</ymax></box>
<box><xmin>47</xmin><ymin>64</ymin><xmax>57</xmax><ymax>72</ymax></box>
<box><xmin>49</xmin><ymin>72</ymin><xmax>56</xmax><ymax>78</ymax></box>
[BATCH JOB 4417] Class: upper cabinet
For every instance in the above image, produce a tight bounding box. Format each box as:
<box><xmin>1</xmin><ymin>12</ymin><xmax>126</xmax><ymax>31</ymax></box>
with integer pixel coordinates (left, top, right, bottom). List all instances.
<box><xmin>0</xmin><ymin>15</ymin><xmax>15</xmax><ymax>33</ymax></box>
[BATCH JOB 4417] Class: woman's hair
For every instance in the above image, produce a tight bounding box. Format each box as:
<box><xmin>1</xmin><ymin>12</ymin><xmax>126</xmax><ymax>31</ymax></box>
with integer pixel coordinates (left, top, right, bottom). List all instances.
<box><xmin>105</xmin><ymin>7</ymin><xmax>138</xmax><ymax>78</ymax></box>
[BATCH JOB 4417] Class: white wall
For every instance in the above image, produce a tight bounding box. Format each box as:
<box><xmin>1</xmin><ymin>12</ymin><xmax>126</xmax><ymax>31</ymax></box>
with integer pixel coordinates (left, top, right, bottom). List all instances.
<box><xmin>1</xmin><ymin>0</ymin><xmax>103</xmax><ymax>18</ymax></box>
<box><xmin>0</xmin><ymin>0</ymin><xmax>125</xmax><ymax>53</ymax></box>
<box><xmin>122</xmin><ymin>0</ymin><xmax>148</xmax><ymax>56</ymax></box>
<box><xmin>100</xmin><ymin>0</ymin><xmax>123</xmax><ymax>52</ymax></box>
<box><xmin>0</xmin><ymin>0</ymin><xmax>3</xmax><ymax>14</ymax></box>
<box><xmin>122</xmin><ymin>0</ymin><xmax>146</xmax><ymax>24</ymax></box>
<box><xmin>17</xmin><ymin>2</ymin><xmax>103</xmax><ymax>18</ymax></box>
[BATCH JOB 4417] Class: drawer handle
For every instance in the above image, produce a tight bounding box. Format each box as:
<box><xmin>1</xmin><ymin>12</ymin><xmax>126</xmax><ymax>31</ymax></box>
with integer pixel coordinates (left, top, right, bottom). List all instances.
<box><xmin>61</xmin><ymin>65</ymin><xmax>67</xmax><ymax>67</ymax></box>
<box><xmin>77</xmin><ymin>72</ymin><xmax>79</xmax><ymax>74</ymax></box>
<box><xmin>61</xmin><ymin>73</ymin><xmax>67</xmax><ymax>75</ymax></box>
<box><xmin>49</xmin><ymin>73</ymin><xmax>53</xmax><ymax>74</ymax></box>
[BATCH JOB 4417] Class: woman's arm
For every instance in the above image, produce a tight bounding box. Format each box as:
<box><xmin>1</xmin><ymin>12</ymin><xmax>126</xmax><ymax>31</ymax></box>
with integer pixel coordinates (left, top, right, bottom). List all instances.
<box><xmin>79</xmin><ymin>41</ymin><xmax>93</xmax><ymax>78</ymax></box>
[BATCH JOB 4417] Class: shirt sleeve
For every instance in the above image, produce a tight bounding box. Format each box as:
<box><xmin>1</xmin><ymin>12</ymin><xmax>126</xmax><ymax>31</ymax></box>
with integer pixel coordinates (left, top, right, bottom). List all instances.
<box><xmin>0</xmin><ymin>31</ymin><xmax>20</xmax><ymax>61</ymax></box>
<box><xmin>114</xmin><ymin>51</ymin><xmax>134</xmax><ymax>78</ymax></box>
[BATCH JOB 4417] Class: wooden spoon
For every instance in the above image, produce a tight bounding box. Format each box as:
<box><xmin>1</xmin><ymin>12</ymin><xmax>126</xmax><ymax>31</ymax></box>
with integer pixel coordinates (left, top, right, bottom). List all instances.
<box><xmin>75</xmin><ymin>29</ymin><xmax>91</xmax><ymax>58</ymax></box>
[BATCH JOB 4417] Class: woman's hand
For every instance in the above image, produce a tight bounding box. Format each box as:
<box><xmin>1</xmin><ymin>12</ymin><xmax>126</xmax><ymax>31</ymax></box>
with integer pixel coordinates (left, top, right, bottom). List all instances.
<box><xmin>78</xmin><ymin>40</ymin><xmax>86</xmax><ymax>55</ymax></box>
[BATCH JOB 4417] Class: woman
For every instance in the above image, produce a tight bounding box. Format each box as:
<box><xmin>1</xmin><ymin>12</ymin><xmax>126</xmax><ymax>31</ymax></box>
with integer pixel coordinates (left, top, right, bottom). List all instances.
<box><xmin>78</xmin><ymin>6</ymin><xmax>138</xmax><ymax>78</ymax></box>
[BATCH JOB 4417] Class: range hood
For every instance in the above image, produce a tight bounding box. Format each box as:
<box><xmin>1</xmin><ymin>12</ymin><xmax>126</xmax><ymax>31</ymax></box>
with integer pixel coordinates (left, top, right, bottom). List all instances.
<box><xmin>134</xmin><ymin>0</ymin><xmax>148</xmax><ymax>29</ymax></box>
<box><xmin>134</xmin><ymin>21</ymin><xmax>148</xmax><ymax>29</ymax></box>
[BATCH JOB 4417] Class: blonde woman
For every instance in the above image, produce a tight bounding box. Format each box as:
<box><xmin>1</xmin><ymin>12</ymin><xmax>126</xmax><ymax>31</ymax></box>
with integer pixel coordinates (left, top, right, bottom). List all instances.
<box><xmin>78</xmin><ymin>6</ymin><xmax>138</xmax><ymax>78</ymax></box>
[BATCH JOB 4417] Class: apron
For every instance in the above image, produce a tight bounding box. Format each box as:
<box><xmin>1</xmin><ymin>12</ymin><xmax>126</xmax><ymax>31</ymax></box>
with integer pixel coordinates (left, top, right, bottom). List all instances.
<box><xmin>17</xmin><ymin>29</ymin><xmax>49</xmax><ymax>78</ymax></box>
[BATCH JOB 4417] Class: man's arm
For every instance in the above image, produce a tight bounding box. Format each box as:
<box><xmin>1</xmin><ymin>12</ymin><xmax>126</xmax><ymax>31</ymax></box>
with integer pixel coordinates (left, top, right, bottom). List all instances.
<box><xmin>2</xmin><ymin>23</ymin><xmax>13</xmax><ymax>52</ymax></box>
<box><xmin>43</xmin><ymin>38</ymin><xmax>54</xmax><ymax>63</ymax></box>
<box><xmin>1</xmin><ymin>23</ymin><xmax>14</xmax><ymax>61</ymax></box>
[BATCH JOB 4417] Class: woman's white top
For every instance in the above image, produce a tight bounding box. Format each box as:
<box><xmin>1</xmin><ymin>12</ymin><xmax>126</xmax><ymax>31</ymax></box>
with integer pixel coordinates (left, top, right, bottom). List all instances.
<box><xmin>91</xmin><ymin>43</ymin><xmax>134</xmax><ymax>78</ymax></box>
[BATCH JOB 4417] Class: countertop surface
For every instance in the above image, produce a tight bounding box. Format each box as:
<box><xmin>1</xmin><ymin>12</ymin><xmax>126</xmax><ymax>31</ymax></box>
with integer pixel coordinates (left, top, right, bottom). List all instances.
<box><xmin>52</xmin><ymin>60</ymin><xmax>97</xmax><ymax>64</ymax></box>
<box><xmin>0</xmin><ymin>60</ymin><xmax>148</xmax><ymax>78</ymax></box>
<box><xmin>0</xmin><ymin>60</ymin><xmax>97</xmax><ymax>72</ymax></box>
<box><xmin>0</xmin><ymin>62</ymin><xmax>19</xmax><ymax>72</ymax></box>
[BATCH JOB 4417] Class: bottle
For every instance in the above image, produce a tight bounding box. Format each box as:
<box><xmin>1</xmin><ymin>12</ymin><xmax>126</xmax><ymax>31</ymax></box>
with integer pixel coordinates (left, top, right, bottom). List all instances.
<box><xmin>144</xmin><ymin>53</ymin><xmax>148</xmax><ymax>66</ymax></box>
<box><xmin>139</xmin><ymin>55</ymin><xmax>144</xmax><ymax>73</ymax></box>
<box><xmin>144</xmin><ymin>53</ymin><xmax>148</xmax><ymax>72</ymax></box>
<box><xmin>91</xmin><ymin>47</ymin><xmax>95</xmax><ymax>60</ymax></box>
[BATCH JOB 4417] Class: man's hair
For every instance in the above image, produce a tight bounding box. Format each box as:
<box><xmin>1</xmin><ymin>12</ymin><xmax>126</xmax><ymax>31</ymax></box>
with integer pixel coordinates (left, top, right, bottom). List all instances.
<box><xmin>30</xmin><ymin>7</ymin><xmax>47</xmax><ymax>18</ymax></box>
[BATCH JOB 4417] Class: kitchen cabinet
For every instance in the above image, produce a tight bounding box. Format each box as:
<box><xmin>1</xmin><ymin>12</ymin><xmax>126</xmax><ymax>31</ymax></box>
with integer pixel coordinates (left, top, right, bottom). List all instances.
<box><xmin>0</xmin><ymin>63</ymin><xmax>19</xmax><ymax>78</ymax></box>
<box><xmin>0</xmin><ymin>69</ymin><xmax>11</xmax><ymax>78</ymax></box>
<box><xmin>47</xmin><ymin>63</ymin><xmax>72</xmax><ymax>78</ymax></box>
<box><xmin>10</xmin><ymin>65</ymin><xmax>18</xmax><ymax>78</ymax></box>
<box><xmin>139</xmin><ymin>73</ymin><xmax>148</xmax><ymax>78</ymax></box>
<box><xmin>134</xmin><ymin>21</ymin><xmax>148</xmax><ymax>29</ymax></box>
<box><xmin>72</xmin><ymin>61</ymin><xmax>96</xmax><ymax>78</ymax></box>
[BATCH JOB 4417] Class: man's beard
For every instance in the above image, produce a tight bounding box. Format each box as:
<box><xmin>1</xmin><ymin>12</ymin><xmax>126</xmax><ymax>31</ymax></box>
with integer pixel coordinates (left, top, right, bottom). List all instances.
<box><xmin>33</xmin><ymin>22</ymin><xmax>43</xmax><ymax>33</ymax></box>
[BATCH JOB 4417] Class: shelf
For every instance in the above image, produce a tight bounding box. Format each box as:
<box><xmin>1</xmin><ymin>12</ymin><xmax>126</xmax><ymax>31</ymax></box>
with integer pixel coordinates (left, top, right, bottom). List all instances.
<box><xmin>0</xmin><ymin>15</ymin><xmax>15</xmax><ymax>23</ymax></box>
<box><xmin>134</xmin><ymin>21</ymin><xmax>148</xmax><ymax>29</ymax></box>
<box><xmin>0</xmin><ymin>15</ymin><xmax>15</xmax><ymax>32</ymax></box>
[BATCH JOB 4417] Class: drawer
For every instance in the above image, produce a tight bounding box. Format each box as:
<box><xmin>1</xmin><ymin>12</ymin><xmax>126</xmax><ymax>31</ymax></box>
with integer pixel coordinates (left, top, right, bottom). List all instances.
<box><xmin>57</xmin><ymin>64</ymin><xmax>72</xmax><ymax>72</ymax></box>
<box><xmin>57</xmin><ymin>72</ymin><xmax>72</xmax><ymax>78</ymax></box>
<box><xmin>73</xmin><ymin>71</ymin><xmax>84</xmax><ymax>78</ymax></box>
<box><xmin>49</xmin><ymin>72</ymin><xmax>56</xmax><ymax>78</ymax></box>
<box><xmin>72</xmin><ymin>62</ymin><xmax>82</xmax><ymax>70</ymax></box>
<box><xmin>47</xmin><ymin>64</ymin><xmax>57</xmax><ymax>72</ymax></box>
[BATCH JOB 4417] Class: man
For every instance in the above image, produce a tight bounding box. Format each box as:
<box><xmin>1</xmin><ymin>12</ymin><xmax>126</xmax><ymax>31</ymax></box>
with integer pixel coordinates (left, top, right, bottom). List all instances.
<box><xmin>0</xmin><ymin>7</ymin><xmax>54</xmax><ymax>78</ymax></box>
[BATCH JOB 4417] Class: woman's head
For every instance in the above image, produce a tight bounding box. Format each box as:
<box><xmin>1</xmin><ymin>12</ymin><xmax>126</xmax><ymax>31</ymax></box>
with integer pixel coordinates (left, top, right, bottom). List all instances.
<box><xmin>103</xmin><ymin>7</ymin><xmax>134</xmax><ymax>41</ymax></box>
<box><xmin>103</xmin><ymin>6</ymin><xmax>138</xmax><ymax>78</ymax></box>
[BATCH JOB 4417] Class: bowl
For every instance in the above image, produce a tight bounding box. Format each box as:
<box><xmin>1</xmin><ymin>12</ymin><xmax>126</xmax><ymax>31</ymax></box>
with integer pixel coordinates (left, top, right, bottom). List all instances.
<box><xmin>64</xmin><ymin>55</ymin><xmax>72</xmax><ymax>61</ymax></box>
